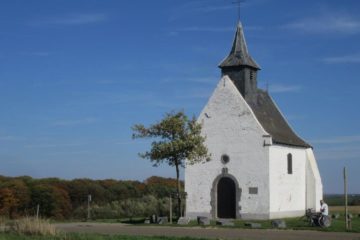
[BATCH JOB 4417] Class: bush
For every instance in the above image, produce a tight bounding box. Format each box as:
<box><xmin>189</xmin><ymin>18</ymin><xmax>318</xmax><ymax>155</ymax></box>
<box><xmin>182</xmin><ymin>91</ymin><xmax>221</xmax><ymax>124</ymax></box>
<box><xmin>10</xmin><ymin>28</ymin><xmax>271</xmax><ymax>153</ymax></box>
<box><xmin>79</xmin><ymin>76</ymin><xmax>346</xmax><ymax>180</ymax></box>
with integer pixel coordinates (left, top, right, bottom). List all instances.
<box><xmin>70</xmin><ymin>195</ymin><xmax>172</xmax><ymax>220</ymax></box>
<box><xmin>91</xmin><ymin>204</ymin><xmax>118</xmax><ymax>219</ymax></box>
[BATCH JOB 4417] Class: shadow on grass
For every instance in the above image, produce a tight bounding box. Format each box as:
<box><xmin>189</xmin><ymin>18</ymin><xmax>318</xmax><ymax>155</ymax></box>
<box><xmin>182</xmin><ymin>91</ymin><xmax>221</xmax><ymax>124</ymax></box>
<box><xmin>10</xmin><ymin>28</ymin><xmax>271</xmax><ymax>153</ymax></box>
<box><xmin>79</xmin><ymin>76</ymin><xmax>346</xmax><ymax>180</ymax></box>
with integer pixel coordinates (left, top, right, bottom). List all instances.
<box><xmin>120</xmin><ymin>218</ymin><xmax>146</xmax><ymax>224</ymax></box>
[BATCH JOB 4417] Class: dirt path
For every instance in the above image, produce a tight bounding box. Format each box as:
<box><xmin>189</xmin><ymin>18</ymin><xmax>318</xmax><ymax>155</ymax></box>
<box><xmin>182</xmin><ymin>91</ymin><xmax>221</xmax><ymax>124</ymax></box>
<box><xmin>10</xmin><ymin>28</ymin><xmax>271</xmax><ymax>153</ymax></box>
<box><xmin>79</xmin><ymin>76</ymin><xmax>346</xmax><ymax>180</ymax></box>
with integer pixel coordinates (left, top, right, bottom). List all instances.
<box><xmin>55</xmin><ymin>222</ymin><xmax>360</xmax><ymax>240</ymax></box>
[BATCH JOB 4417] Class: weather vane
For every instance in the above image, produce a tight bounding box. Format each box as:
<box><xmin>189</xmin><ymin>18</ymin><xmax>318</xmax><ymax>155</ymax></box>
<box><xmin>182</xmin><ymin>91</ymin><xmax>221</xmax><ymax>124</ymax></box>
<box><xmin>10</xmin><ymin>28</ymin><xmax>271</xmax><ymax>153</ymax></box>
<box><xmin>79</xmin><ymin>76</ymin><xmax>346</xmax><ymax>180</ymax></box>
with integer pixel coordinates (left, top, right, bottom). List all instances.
<box><xmin>232</xmin><ymin>0</ymin><xmax>245</xmax><ymax>22</ymax></box>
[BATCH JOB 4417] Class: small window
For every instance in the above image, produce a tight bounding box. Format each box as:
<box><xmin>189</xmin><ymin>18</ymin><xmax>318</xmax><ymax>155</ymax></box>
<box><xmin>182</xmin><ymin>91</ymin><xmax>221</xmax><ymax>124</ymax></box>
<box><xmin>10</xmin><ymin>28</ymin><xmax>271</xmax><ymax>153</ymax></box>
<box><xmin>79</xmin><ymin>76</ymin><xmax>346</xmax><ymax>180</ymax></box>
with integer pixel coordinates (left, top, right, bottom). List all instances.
<box><xmin>249</xmin><ymin>187</ymin><xmax>258</xmax><ymax>194</ymax></box>
<box><xmin>221</xmin><ymin>154</ymin><xmax>230</xmax><ymax>164</ymax></box>
<box><xmin>250</xmin><ymin>71</ymin><xmax>254</xmax><ymax>80</ymax></box>
<box><xmin>287</xmin><ymin>153</ymin><xmax>293</xmax><ymax>174</ymax></box>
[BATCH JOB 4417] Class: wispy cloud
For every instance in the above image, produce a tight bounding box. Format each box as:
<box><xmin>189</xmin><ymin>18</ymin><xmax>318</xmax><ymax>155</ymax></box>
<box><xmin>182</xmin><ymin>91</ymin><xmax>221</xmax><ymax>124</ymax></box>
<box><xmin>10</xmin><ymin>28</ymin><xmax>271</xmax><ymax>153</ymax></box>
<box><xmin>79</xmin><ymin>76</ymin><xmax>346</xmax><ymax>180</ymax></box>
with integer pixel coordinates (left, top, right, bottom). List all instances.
<box><xmin>315</xmin><ymin>147</ymin><xmax>360</xmax><ymax>161</ymax></box>
<box><xmin>269</xmin><ymin>84</ymin><xmax>302</xmax><ymax>93</ymax></box>
<box><xmin>283</xmin><ymin>15</ymin><xmax>360</xmax><ymax>34</ymax></box>
<box><xmin>0</xmin><ymin>135</ymin><xmax>26</xmax><ymax>141</ymax></box>
<box><xmin>322</xmin><ymin>54</ymin><xmax>360</xmax><ymax>64</ymax></box>
<box><xmin>176</xmin><ymin>26</ymin><xmax>234</xmax><ymax>33</ymax></box>
<box><xmin>312</xmin><ymin>135</ymin><xmax>360</xmax><ymax>161</ymax></box>
<box><xmin>186</xmin><ymin>77</ymin><xmax>217</xmax><ymax>84</ymax></box>
<box><xmin>169</xmin><ymin>1</ymin><xmax>232</xmax><ymax>20</ymax></box>
<box><xmin>44</xmin><ymin>150</ymin><xmax>92</xmax><ymax>156</ymax></box>
<box><xmin>175</xmin><ymin>88</ymin><xmax>212</xmax><ymax>99</ymax></box>
<box><xmin>20</xmin><ymin>51</ymin><xmax>51</xmax><ymax>57</ymax></box>
<box><xmin>170</xmin><ymin>0</ymin><xmax>266</xmax><ymax>20</ymax></box>
<box><xmin>311</xmin><ymin>135</ymin><xmax>360</xmax><ymax>144</ymax></box>
<box><xmin>161</xmin><ymin>76</ymin><xmax>217</xmax><ymax>84</ymax></box>
<box><xmin>52</xmin><ymin>118</ymin><xmax>97</xmax><ymax>127</ymax></box>
<box><xmin>30</xmin><ymin>13</ymin><xmax>107</xmax><ymax>26</ymax></box>
<box><xmin>172</xmin><ymin>25</ymin><xmax>261</xmax><ymax>35</ymax></box>
<box><xmin>286</xmin><ymin>114</ymin><xmax>307</xmax><ymax>121</ymax></box>
<box><xmin>24</xmin><ymin>142</ymin><xmax>84</xmax><ymax>149</ymax></box>
<box><xmin>115</xmin><ymin>140</ymin><xmax>148</xmax><ymax>145</ymax></box>
<box><xmin>199</xmin><ymin>5</ymin><xmax>233</xmax><ymax>12</ymax></box>
<box><xmin>94</xmin><ymin>79</ymin><xmax>119</xmax><ymax>85</ymax></box>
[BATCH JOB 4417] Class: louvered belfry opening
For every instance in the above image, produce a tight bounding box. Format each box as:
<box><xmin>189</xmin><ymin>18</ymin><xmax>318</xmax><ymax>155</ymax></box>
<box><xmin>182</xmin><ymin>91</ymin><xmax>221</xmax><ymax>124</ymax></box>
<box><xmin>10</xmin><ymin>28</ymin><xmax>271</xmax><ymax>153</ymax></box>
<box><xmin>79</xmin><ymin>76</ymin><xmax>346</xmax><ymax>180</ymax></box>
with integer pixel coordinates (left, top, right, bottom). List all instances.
<box><xmin>217</xmin><ymin>177</ymin><xmax>236</xmax><ymax>218</ymax></box>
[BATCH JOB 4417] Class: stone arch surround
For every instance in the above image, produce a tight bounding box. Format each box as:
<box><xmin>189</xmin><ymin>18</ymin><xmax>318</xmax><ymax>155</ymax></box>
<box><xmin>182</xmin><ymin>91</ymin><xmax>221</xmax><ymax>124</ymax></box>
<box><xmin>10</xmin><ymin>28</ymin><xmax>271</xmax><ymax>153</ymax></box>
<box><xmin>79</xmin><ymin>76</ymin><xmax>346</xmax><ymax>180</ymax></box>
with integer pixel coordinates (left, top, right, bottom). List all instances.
<box><xmin>210</xmin><ymin>169</ymin><xmax>242</xmax><ymax>219</ymax></box>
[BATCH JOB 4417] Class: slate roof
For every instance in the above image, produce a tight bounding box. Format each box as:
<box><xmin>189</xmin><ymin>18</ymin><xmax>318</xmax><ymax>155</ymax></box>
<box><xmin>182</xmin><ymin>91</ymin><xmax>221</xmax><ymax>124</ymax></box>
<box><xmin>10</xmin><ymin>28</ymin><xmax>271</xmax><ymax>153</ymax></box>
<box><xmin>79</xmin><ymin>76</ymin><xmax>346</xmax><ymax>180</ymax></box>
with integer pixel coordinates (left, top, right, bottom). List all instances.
<box><xmin>219</xmin><ymin>22</ymin><xmax>260</xmax><ymax>70</ymax></box>
<box><xmin>247</xmin><ymin>89</ymin><xmax>311</xmax><ymax>148</ymax></box>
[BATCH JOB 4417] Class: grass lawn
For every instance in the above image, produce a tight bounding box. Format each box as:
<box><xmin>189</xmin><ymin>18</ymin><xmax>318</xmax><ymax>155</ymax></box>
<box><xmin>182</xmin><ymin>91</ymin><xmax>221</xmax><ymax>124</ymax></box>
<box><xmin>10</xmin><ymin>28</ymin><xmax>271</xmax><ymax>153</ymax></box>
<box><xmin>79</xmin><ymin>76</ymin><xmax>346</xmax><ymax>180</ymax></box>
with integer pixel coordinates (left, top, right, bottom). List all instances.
<box><xmin>0</xmin><ymin>233</ymin><xmax>207</xmax><ymax>240</ymax></box>
<box><xmin>85</xmin><ymin>214</ymin><xmax>360</xmax><ymax>233</ymax></box>
<box><xmin>231</xmin><ymin>215</ymin><xmax>360</xmax><ymax>232</ymax></box>
<box><xmin>91</xmin><ymin>205</ymin><xmax>360</xmax><ymax>233</ymax></box>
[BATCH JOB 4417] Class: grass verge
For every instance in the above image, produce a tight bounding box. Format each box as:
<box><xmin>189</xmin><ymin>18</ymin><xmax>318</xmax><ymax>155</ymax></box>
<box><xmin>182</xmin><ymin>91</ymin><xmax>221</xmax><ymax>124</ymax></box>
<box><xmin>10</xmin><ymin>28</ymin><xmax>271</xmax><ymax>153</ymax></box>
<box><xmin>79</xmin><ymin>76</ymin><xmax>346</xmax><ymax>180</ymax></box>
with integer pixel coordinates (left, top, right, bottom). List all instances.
<box><xmin>8</xmin><ymin>217</ymin><xmax>57</xmax><ymax>236</ymax></box>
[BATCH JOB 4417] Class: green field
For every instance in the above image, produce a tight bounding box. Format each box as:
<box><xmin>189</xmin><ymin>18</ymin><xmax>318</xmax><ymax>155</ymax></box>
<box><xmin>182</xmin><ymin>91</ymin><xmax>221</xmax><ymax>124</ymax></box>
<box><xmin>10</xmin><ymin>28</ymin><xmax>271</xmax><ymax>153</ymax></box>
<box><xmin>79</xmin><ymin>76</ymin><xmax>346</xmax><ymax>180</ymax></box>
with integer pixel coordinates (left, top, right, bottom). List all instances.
<box><xmin>330</xmin><ymin>205</ymin><xmax>360</xmax><ymax>213</ymax></box>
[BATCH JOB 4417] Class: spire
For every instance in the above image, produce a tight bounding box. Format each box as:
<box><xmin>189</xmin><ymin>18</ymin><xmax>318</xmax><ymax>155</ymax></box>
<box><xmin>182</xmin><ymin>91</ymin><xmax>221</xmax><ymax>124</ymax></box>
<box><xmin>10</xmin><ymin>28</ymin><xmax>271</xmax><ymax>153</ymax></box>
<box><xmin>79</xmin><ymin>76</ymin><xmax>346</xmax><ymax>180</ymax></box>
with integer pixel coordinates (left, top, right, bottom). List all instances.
<box><xmin>219</xmin><ymin>22</ymin><xmax>260</xmax><ymax>70</ymax></box>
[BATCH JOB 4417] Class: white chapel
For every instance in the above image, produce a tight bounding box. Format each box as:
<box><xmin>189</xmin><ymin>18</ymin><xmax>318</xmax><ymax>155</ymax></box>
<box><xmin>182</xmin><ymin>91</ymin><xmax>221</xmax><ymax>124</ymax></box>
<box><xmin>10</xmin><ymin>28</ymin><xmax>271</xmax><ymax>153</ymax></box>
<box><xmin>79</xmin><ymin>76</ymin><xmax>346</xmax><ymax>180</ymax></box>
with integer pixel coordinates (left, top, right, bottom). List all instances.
<box><xmin>185</xmin><ymin>22</ymin><xmax>323</xmax><ymax>220</ymax></box>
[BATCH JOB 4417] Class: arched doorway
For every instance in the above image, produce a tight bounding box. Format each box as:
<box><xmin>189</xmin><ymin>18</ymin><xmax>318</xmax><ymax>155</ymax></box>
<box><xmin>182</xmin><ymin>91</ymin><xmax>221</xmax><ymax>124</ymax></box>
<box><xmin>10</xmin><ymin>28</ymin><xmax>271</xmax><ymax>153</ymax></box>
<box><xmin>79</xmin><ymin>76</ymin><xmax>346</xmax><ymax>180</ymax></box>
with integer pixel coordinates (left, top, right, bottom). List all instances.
<box><xmin>217</xmin><ymin>177</ymin><xmax>236</xmax><ymax>218</ymax></box>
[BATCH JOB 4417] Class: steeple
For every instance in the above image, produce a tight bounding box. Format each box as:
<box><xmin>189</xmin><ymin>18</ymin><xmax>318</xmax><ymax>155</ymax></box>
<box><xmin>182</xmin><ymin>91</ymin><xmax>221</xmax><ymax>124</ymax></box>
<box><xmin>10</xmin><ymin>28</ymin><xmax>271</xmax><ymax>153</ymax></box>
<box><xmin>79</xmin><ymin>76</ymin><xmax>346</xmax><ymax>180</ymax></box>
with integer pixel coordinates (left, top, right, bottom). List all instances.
<box><xmin>219</xmin><ymin>22</ymin><xmax>260</xmax><ymax>99</ymax></box>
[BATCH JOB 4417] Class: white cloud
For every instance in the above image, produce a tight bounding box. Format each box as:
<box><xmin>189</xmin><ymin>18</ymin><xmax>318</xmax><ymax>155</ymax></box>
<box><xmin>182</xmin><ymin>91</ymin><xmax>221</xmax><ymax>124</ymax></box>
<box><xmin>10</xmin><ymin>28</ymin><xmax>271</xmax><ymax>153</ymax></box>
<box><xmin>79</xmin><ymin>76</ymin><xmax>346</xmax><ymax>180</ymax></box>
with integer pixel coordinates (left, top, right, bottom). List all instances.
<box><xmin>312</xmin><ymin>135</ymin><xmax>360</xmax><ymax>161</ymax></box>
<box><xmin>283</xmin><ymin>15</ymin><xmax>360</xmax><ymax>34</ymax></box>
<box><xmin>269</xmin><ymin>84</ymin><xmax>302</xmax><ymax>93</ymax></box>
<box><xmin>30</xmin><ymin>13</ymin><xmax>107</xmax><ymax>26</ymax></box>
<box><xmin>322</xmin><ymin>54</ymin><xmax>360</xmax><ymax>64</ymax></box>
<box><xmin>311</xmin><ymin>135</ymin><xmax>360</xmax><ymax>144</ymax></box>
<box><xmin>52</xmin><ymin>118</ymin><xmax>97</xmax><ymax>127</ymax></box>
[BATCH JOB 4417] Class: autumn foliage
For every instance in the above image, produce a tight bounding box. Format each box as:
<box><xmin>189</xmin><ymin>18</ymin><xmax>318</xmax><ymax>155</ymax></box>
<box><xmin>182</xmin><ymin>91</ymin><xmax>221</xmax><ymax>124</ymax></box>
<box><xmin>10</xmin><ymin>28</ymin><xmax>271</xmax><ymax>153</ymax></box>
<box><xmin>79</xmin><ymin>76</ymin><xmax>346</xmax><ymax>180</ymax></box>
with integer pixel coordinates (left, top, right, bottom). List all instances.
<box><xmin>0</xmin><ymin>175</ymin><xmax>182</xmax><ymax>219</ymax></box>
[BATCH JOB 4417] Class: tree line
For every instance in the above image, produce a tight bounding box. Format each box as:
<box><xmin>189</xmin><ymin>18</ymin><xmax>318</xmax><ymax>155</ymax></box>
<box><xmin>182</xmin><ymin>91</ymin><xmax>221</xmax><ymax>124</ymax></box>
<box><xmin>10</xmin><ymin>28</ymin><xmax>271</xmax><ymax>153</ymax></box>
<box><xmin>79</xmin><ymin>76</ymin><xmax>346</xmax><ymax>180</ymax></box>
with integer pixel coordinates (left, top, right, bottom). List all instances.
<box><xmin>0</xmin><ymin>175</ymin><xmax>182</xmax><ymax>220</ymax></box>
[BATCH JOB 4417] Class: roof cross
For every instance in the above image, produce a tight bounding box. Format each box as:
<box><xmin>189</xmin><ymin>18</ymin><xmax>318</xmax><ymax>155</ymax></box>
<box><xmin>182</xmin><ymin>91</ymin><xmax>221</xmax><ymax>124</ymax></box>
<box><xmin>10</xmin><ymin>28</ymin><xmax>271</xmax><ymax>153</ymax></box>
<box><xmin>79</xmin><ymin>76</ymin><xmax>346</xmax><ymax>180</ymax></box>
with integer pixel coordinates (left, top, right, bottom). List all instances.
<box><xmin>232</xmin><ymin>0</ymin><xmax>245</xmax><ymax>22</ymax></box>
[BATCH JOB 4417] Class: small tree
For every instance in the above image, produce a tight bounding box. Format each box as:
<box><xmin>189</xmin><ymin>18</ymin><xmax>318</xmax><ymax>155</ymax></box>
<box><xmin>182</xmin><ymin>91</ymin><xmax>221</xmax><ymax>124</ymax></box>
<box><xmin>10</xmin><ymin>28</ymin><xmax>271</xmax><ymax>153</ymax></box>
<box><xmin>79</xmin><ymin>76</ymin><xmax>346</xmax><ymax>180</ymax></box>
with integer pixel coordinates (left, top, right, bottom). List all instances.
<box><xmin>132</xmin><ymin>111</ymin><xmax>210</xmax><ymax>217</ymax></box>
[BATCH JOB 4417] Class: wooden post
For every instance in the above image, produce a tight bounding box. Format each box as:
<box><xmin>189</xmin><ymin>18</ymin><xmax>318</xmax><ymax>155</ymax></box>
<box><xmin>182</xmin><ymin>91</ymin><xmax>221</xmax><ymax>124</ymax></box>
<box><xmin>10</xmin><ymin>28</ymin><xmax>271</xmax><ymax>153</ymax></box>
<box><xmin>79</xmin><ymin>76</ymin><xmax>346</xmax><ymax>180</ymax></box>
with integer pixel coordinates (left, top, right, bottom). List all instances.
<box><xmin>87</xmin><ymin>194</ymin><xmax>91</xmax><ymax>221</ymax></box>
<box><xmin>344</xmin><ymin>167</ymin><xmax>348</xmax><ymax>230</ymax></box>
<box><xmin>183</xmin><ymin>194</ymin><xmax>186</xmax><ymax>218</ymax></box>
<box><xmin>169</xmin><ymin>195</ymin><xmax>173</xmax><ymax>224</ymax></box>
<box><xmin>36</xmin><ymin>204</ymin><xmax>40</xmax><ymax>219</ymax></box>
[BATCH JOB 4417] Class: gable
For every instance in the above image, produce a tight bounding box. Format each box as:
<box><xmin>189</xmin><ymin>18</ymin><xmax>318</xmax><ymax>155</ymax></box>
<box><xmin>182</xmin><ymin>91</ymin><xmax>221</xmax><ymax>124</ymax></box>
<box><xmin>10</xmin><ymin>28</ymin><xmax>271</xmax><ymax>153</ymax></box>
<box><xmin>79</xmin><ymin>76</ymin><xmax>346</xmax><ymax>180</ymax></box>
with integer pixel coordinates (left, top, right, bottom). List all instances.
<box><xmin>198</xmin><ymin>75</ymin><xmax>268</xmax><ymax>139</ymax></box>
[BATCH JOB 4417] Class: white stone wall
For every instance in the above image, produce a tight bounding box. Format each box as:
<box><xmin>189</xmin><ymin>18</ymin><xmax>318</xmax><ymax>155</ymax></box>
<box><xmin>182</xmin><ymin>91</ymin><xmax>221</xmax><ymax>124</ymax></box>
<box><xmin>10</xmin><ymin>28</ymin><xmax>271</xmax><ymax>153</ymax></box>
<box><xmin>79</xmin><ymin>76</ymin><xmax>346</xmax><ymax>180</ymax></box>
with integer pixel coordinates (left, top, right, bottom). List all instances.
<box><xmin>269</xmin><ymin>145</ymin><xmax>307</xmax><ymax>218</ymax></box>
<box><xmin>185</xmin><ymin>76</ymin><xmax>270</xmax><ymax>219</ymax></box>
<box><xmin>305</xmin><ymin>149</ymin><xmax>323</xmax><ymax>212</ymax></box>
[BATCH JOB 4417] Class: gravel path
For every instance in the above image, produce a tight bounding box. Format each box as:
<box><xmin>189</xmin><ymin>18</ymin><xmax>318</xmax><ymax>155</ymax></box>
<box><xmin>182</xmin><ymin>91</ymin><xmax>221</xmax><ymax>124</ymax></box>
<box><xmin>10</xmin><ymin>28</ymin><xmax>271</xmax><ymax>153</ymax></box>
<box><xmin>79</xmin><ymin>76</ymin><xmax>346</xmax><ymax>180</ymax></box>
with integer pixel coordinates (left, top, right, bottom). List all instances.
<box><xmin>55</xmin><ymin>222</ymin><xmax>360</xmax><ymax>240</ymax></box>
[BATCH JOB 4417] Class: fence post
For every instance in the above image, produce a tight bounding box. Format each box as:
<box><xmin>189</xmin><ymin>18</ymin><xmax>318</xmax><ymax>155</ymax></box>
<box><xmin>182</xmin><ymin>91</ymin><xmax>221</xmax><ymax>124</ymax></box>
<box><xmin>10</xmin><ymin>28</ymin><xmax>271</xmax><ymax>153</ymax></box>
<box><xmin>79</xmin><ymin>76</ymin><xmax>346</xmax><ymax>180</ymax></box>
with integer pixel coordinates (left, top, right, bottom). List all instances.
<box><xmin>344</xmin><ymin>167</ymin><xmax>348</xmax><ymax>230</ymax></box>
<box><xmin>169</xmin><ymin>195</ymin><xmax>172</xmax><ymax>224</ymax></box>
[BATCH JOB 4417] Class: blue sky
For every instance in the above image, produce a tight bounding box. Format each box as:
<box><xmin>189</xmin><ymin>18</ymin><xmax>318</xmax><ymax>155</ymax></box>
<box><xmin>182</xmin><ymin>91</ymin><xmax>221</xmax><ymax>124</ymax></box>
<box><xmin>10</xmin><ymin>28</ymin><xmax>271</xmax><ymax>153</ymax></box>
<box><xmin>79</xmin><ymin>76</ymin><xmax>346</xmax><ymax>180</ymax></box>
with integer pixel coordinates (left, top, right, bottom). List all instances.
<box><xmin>0</xmin><ymin>0</ymin><xmax>359</xmax><ymax>193</ymax></box>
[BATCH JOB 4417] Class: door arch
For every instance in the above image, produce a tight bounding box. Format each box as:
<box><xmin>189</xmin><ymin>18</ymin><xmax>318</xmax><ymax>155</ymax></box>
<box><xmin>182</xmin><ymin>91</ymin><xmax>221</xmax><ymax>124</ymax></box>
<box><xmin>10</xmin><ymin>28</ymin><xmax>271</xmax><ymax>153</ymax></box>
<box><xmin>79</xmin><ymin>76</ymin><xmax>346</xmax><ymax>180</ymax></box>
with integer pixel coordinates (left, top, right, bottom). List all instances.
<box><xmin>217</xmin><ymin>177</ymin><xmax>236</xmax><ymax>218</ymax></box>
